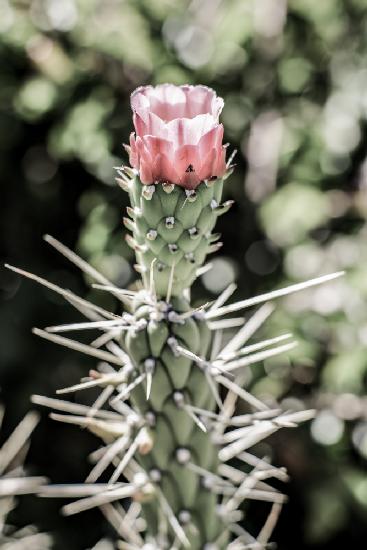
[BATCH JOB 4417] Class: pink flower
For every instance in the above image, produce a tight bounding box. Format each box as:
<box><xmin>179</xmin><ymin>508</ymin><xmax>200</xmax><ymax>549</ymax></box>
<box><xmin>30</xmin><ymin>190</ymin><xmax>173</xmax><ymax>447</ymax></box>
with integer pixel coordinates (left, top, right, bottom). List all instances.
<box><xmin>127</xmin><ymin>84</ymin><xmax>227</xmax><ymax>189</ymax></box>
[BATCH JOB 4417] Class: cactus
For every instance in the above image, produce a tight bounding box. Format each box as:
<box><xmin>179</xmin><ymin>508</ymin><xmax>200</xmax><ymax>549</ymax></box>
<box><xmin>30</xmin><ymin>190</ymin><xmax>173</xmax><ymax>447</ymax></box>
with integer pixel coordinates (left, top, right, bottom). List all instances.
<box><xmin>6</xmin><ymin>84</ymin><xmax>344</xmax><ymax>549</ymax></box>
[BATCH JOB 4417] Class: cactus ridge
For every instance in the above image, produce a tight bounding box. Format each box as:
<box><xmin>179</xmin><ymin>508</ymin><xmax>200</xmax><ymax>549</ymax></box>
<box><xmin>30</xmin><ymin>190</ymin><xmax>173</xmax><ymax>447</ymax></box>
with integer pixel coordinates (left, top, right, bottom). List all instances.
<box><xmin>125</xmin><ymin>291</ymin><xmax>226</xmax><ymax>548</ymax></box>
<box><xmin>124</xmin><ymin>176</ymin><xmax>230</xmax><ymax>297</ymax></box>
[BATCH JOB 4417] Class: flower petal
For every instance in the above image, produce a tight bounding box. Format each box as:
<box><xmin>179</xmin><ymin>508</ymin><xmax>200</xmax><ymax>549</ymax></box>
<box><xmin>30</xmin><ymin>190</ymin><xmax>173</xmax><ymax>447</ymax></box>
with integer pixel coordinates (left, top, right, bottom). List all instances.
<box><xmin>129</xmin><ymin>84</ymin><xmax>226</xmax><ymax>187</ymax></box>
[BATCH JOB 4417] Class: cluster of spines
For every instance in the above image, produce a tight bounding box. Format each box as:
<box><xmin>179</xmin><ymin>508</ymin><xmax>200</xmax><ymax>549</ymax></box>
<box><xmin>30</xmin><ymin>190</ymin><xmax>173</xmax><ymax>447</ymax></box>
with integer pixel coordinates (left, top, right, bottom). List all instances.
<box><xmin>117</xmin><ymin>167</ymin><xmax>233</xmax><ymax>297</ymax></box>
<box><xmin>0</xmin><ymin>408</ymin><xmax>51</xmax><ymax>549</ymax></box>
<box><xmin>4</xmin><ymin>226</ymin><xmax>344</xmax><ymax>548</ymax></box>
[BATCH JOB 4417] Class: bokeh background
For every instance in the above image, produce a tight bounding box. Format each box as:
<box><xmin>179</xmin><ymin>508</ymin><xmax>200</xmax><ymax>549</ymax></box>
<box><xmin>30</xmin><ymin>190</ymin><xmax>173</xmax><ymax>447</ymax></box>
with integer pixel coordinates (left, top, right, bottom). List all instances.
<box><xmin>1</xmin><ymin>0</ymin><xmax>367</xmax><ymax>548</ymax></box>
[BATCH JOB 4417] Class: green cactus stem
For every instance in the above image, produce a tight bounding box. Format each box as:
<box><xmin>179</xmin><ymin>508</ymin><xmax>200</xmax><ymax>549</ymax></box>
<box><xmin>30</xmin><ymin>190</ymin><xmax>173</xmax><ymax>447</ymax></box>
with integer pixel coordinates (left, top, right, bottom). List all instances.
<box><xmin>123</xmin><ymin>290</ymin><xmax>227</xmax><ymax>548</ymax></box>
<box><xmin>120</xmin><ymin>173</ymin><xmax>232</xmax><ymax>298</ymax></box>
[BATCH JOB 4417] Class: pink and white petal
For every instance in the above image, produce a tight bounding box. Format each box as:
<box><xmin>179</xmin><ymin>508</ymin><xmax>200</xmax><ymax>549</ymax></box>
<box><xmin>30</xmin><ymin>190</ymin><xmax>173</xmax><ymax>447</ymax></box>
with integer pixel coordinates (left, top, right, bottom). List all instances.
<box><xmin>178</xmin><ymin>170</ymin><xmax>201</xmax><ymax>189</ymax></box>
<box><xmin>130</xmin><ymin>89</ymin><xmax>151</xmax><ymax>123</ymax></box>
<box><xmin>198</xmin><ymin>124</ymin><xmax>224</xmax><ymax>156</ymax></box>
<box><xmin>149</xmin><ymin>97</ymin><xmax>186</xmax><ymax>122</ymax></box>
<box><xmin>213</xmin><ymin>146</ymin><xmax>227</xmax><ymax>177</ymax></box>
<box><xmin>166</xmin><ymin>114</ymin><xmax>216</xmax><ymax>146</ymax></box>
<box><xmin>140</xmin><ymin>84</ymin><xmax>188</xmax><ymax>122</ymax></box>
<box><xmin>186</xmin><ymin>86</ymin><xmax>214</xmax><ymax>116</ymax></box>
<box><xmin>211</xmin><ymin>95</ymin><xmax>224</xmax><ymax>119</ymax></box>
<box><xmin>151</xmin><ymin>153</ymin><xmax>163</xmax><ymax>182</ymax></box>
<box><xmin>159</xmin><ymin>152</ymin><xmax>180</xmax><ymax>184</ymax></box>
<box><xmin>174</xmin><ymin>144</ymin><xmax>201</xmax><ymax>177</ymax></box>
<box><xmin>142</xmin><ymin>135</ymin><xmax>174</xmax><ymax>162</ymax></box>
<box><xmin>133</xmin><ymin>111</ymin><xmax>166</xmax><ymax>138</ymax></box>
<box><xmin>165</xmin><ymin>118</ymin><xmax>186</xmax><ymax>147</ymax></box>
<box><xmin>128</xmin><ymin>133</ymin><xmax>139</xmax><ymax>168</ymax></box>
<box><xmin>197</xmin><ymin>148</ymin><xmax>217</xmax><ymax>181</ymax></box>
<box><xmin>139</xmin><ymin>158</ymin><xmax>154</xmax><ymax>184</ymax></box>
<box><xmin>186</xmin><ymin>86</ymin><xmax>224</xmax><ymax>119</ymax></box>
<box><xmin>136</xmin><ymin>138</ymin><xmax>155</xmax><ymax>172</ymax></box>
<box><xmin>133</xmin><ymin>112</ymin><xmax>149</xmax><ymax>137</ymax></box>
<box><xmin>154</xmin><ymin>84</ymin><xmax>187</xmax><ymax>107</ymax></box>
<box><xmin>186</xmin><ymin>114</ymin><xmax>217</xmax><ymax>144</ymax></box>
<box><xmin>131</xmin><ymin>84</ymin><xmax>224</xmax><ymax>122</ymax></box>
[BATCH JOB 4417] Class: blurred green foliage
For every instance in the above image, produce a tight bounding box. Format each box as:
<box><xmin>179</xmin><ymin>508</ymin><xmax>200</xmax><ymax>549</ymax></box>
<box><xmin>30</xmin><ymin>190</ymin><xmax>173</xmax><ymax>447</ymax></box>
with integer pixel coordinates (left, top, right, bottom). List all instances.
<box><xmin>1</xmin><ymin>0</ymin><xmax>367</xmax><ymax>548</ymax></box>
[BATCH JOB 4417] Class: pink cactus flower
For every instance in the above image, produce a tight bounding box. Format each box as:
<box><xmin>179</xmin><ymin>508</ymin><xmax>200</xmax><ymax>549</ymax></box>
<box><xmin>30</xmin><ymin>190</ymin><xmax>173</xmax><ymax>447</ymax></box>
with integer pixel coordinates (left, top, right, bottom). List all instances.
<box><xmin>127</xmin><ymin>84</ymin><xmax>227</xmax><ymax>189</ymax></box>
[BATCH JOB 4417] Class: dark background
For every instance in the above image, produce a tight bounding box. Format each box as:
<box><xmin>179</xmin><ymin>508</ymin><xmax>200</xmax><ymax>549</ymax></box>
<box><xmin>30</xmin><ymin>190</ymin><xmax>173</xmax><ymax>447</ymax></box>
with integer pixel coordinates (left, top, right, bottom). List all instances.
<box><xmin>1</xmin><ymin>1</ymin><xmax>367</xmax><ymax>548</ymax></box>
